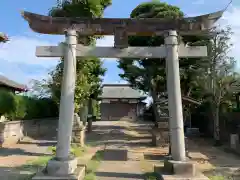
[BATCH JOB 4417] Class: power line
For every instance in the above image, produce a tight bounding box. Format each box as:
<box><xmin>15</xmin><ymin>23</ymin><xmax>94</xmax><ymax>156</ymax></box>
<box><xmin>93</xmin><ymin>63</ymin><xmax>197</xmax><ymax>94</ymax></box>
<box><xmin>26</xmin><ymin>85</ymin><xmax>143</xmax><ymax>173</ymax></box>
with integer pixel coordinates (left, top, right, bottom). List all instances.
<box><xmin>224</xmin><ymin>0</ymin><xmax>233</xmax><ymax>11</ymax></box>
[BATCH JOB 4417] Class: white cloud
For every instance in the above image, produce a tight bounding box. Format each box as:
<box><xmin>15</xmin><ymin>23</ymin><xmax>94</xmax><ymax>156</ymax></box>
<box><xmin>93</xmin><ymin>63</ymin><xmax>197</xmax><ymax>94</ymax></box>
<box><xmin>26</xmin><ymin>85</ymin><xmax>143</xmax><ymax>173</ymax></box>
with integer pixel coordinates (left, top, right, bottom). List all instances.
<box><xmin>188</xmin><ymin>6</ymin><xmax>240</xmax><ymax>68</ymax></box>
<box><xmin>192</xmin><ymin>0</ymin><xmax>205</xmax><ymax>5</ymax></box>
<box><xmin>0</xmin><ymin>36</ymin><xmax>59</xmax><ymax>67</ymax></box>
<box><xmin>0</xmin><ymin>35</ymin><xmax>116</xmax><ymax>86</ymax></box>
<box><xmin>0</xmin><ymin>35</ymin><xmax>60</xmax><ymax>86</ymax></box>
<box><xmin>107</xmin><ymin>80</ymin><xmax>128</xmax><ymax>84</ymax></box>
<box><xmin>96</xmin><ymin>36</ymin><xmax>114</xmax><ymax>47</ymax></box>
<box><xmin>220</xmin><ymin>6</ymin><xmax>240</xmax><ymax>67</ymax></box>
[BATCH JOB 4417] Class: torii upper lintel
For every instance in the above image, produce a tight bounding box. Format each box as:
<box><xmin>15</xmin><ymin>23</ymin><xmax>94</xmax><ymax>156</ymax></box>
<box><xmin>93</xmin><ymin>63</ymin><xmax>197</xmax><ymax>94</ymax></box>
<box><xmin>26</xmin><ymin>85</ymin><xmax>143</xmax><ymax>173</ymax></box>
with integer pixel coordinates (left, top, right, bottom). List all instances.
<box><xmin>21</xmin><ymin>10</ymin><xmax>224</xmax><ymax>36</ymax></box>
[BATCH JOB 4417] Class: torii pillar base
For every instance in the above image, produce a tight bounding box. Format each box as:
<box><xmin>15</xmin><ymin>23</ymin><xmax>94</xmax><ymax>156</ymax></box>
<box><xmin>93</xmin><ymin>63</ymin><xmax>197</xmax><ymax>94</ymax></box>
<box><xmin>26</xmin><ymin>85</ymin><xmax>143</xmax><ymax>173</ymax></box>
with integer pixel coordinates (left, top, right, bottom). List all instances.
<box><xmin>154</xmin><ymin>160</ymin><xmax>209</xmax><ymax>180</ymax></box>
<box><xmin>32</xmin><ymin>157</ymin><xmax>85</xmax><ymax>180</ymax></box>
<box><xmin>32</xmin><ymin>164</ymin><xmax>85</xmax><ymax>180</ymax></box>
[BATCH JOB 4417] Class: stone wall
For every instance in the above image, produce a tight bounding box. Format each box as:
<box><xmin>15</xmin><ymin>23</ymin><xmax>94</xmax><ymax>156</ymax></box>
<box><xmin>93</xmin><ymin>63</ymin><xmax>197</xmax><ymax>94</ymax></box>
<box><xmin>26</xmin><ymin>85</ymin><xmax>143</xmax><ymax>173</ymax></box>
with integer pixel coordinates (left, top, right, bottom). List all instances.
<box><xmin>0</xmin><ymin>118</ymin><xmax>58</xmax><ymax>145</ymax></box>
<box><xmin>219</xmin><ymin>112</ymin><xmax>240</xmax><ymax>143</ymax></box>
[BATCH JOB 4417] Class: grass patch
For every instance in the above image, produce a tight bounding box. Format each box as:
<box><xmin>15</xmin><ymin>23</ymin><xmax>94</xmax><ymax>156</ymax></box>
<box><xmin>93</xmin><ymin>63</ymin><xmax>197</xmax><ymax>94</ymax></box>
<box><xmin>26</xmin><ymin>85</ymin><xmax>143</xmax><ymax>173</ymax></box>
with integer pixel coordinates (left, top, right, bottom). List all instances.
<box><xmin>144</xmin><ymin>172</ymin><xmax>160</xmax><ymax>180</ymax></box>
<box><xmin>84</xmin><ymin>173</ymin><xmax>97</xmax><ymax>180</ymax></box>
<box><xmin>84</xmin><ymin>150</ymin><xmax>104</xmax><ymax>180</ymax></box>
<box><xmin>47</xmin><ymin>144</ymin><xmax>87</xmax><ymax>157</ymax></box>
<box><xmin>15</xmin><ymin>156</ymin><xmax>52</xmax><ymax>180</ymax></box>
<box><xmin>209</xmin><ymin>176</ymin><xmax>227</xmax><ymax>180</ymax></box>
<box><xmin>16</xmin><ymin>156</ymin><xmax>51</xmax><ymax>172</ymax></box>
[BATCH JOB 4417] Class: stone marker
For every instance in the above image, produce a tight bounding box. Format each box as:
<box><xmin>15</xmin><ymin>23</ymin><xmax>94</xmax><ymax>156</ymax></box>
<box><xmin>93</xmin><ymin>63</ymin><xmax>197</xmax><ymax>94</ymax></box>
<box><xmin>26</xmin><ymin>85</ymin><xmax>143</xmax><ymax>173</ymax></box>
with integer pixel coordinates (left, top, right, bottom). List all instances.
<box><xmin>72</xmin><ymin>113</ymin><xmax>85</xmax><ymax>147</ymax></box>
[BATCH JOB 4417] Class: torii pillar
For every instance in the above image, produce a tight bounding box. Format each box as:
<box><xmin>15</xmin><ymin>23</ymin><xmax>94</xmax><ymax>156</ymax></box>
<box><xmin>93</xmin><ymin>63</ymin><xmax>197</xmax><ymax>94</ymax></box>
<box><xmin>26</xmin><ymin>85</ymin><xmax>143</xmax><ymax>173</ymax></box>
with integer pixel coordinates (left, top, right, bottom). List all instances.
<box><xmin>165</xmin><ymin>30</ymin><xmax>186</xmax><ymax>161</ymax></box>
<box><xmin>46</xmin><ymin>29</ymin><xmax>79</xmax><ymax>176</ymax></box>
<box><xmin>56</xmin><ymin>29</ymin><xmax>77</xmax><ymax>160</ymax></box>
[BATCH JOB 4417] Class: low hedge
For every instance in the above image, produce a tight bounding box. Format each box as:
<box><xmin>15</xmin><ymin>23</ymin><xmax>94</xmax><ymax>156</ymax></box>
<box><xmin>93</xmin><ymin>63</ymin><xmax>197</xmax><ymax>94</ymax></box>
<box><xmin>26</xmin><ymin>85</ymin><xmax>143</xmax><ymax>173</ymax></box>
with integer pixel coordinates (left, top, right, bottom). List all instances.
<box><xmin>0</xmin><ymin>90</ymin><xmax>58</xmax><ymax>120</ymax></box>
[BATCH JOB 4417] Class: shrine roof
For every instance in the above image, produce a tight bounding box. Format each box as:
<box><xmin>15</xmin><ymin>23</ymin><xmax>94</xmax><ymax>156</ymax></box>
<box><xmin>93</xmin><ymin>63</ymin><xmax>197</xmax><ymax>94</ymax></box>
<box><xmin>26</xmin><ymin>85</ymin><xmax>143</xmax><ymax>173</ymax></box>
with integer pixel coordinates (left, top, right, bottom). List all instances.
<box><xmin>0</xmin><ymin>75</ymin><xmax>28</xmax><ymax>92</ymax></box>
<box><xmin>100</xmin><ymin>84</ymin><xmax>146</xmax><ymax>100</ymax></box>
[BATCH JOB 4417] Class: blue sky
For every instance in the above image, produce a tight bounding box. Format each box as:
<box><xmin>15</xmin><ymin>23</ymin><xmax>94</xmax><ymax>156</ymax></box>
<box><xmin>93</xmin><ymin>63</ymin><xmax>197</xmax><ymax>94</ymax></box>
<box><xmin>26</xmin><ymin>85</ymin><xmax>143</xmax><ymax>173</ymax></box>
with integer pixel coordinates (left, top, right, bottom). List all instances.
<box><xmin>0</xmin><ymin>0</ymin><xmax>240</xmax><ymax>89</ymax></box>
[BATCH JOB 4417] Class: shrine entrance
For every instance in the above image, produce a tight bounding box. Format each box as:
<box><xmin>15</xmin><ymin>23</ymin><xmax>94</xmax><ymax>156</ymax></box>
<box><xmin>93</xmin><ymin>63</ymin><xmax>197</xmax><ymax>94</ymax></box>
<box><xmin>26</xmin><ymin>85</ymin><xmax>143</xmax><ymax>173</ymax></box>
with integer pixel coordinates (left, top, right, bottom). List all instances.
<box><xmin>22</xmin><ymin>10</ymin><xmax>223</xmax><ymax>179</ymax></box>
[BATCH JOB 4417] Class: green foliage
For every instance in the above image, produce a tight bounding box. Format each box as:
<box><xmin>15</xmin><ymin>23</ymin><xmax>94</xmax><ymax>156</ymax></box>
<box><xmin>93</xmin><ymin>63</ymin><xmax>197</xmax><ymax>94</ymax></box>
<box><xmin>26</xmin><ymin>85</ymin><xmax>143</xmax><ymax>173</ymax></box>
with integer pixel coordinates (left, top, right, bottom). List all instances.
<box><xmin>20</xmin><ymin>96</ymin><xmax>58</xmax><ymax>120</ymax></box>
<box><xmin>86</xmin><ymin>151</ymin><xmax>103</xmax><ymax>172</ymax></box>
<box><xmin>0</xmin><ymin>89</ymin><xmax>16</xmax><ymax>116</ymax></box>
<box><xmin>48</xmin><ymin>144</ymin><xmax>87</xmax><ymax>157</ymax></box>
<box><xmin>118</xmin><ymin>1</ymin><xmax>204</xmax><ymax>95</ymax></box>
<box><xmin>85</xmin><ymin>150</ymin><xmax>104</xmax><ymax>180</ymax></box>
<box><xmin>52</xmin><ymin>0</ymin><xmax>111</xmax><ymax>18</ymax></box>
<box><xmin>130</xmin><ymin>1</ymin><xmax>183</xmax><ymax>19</ymax></box>
<box><xmin>209</xmin><ymin>176</ymin><xmax>226</xmax><ymax>180</ymax></box>
<box><xmin>12</xmin><ymin>95</ymin><xmax>27</xmax><ymax>119</ymax></box>
<box><xmin>16</xmin><ymin>156</ymin><xmax>51</xmax><ymax>172</ymax></box>
<box><xmin>118</xmin><ymin>1</ymin><xmax>208</xmax><ymax>126</ymax></box>
<box><xmin>144</xmin><ymin>172</ymin><xmax>159</xmax><ymax>180</ymax></box>
<box><xmin>4</xmin><ymin>95</ymin><xmax>58</xmax><ymax>120</ymax></box>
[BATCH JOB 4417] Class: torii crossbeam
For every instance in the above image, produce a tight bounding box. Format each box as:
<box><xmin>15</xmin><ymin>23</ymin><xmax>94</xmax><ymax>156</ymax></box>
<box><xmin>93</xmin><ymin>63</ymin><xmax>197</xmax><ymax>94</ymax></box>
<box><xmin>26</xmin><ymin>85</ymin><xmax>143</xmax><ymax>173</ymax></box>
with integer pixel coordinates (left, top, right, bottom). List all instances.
<box><xmin>36</xmin><ymin>44</ymin><xmax>207</xmax><ymax>58</ymax></box>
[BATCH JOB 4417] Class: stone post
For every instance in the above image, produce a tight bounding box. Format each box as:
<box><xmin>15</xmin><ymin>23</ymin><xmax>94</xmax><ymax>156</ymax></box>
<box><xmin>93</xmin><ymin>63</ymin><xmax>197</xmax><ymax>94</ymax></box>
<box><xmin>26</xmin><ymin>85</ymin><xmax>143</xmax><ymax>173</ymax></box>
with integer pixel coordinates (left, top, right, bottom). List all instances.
<box><xmin>45</xmin><ymin>29</ymin><xmax>78</xmax><ymax>176</ymax></box>
<box><xmin>72</xmin><ymin>113</ymin><xmax>85</xmax><ymax>147</ymax></box>
<box><xmin>164</xmin><ymin>30</ymin><xmax>186</xmax><ymax>162</ymax></box>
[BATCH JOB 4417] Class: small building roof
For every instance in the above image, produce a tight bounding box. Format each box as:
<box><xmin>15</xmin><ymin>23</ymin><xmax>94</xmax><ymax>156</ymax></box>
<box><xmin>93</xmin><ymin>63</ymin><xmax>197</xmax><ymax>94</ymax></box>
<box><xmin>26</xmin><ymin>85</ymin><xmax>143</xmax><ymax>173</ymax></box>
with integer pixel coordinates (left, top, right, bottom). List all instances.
<box><xmin>100</xmin><ymin>84</ymin><xmax>146</xmax><ymax>100</ymax></box>
<box><xmin>0</xmin><ymin>75</ymin><xmax>28</xmax><ymax>92</ymax></box>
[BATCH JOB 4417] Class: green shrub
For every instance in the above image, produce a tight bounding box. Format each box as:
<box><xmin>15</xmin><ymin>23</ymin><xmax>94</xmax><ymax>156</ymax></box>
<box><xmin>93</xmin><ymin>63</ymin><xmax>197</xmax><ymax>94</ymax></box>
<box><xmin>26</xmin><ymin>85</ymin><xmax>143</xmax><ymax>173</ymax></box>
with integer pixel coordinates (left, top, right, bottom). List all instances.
<box><xmin>3</xmin><ymin>95</ymin><xmax>59</xmax><ymax>120</ymax></box>
<box><xmin>0</xmin><ymin>89</ymin><xmax>16</xmax><ymax>116</ymax></box>
<box><xmin>13</xmin><ymin>95</ymin><xmax>27</xmax><ymax>119</ymax></box>
<box><xmin>24</xmin><ymin>96</ymin><xmax>42</xmax><ymax>119</ymax></box>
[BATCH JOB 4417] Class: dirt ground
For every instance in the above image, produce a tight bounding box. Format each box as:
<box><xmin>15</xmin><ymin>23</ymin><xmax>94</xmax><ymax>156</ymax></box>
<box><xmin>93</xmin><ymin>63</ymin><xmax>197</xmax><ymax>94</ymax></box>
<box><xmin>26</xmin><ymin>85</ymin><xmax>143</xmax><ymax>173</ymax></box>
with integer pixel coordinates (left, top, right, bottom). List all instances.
<box><xmin>1</xmin><ymin>120</ymin><xmax>240</xmax><ymax>179</ymax></box>
<box><xmin>106</xmin><ymin>120</ymin><xmax>240</xmax><ymax>179</ymax></box>
<box><xmin>0</xmin><ymin>137</ymin><xmax>54</xmax><ymax>180</ymax></box>
<box><xmin>188</xmin><ymin>138</ymin><xmax>240</xmax><ymax>179</ymax></box>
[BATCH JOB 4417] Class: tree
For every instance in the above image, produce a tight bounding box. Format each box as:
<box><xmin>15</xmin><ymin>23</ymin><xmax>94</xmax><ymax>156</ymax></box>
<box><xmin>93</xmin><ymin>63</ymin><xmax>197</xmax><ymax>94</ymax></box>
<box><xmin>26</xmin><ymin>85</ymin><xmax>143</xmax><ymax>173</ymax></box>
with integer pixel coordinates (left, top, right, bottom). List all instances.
<box><xmin>48</xmin><ymin>0</ymin><xmax>111</xmax><ymax>116</ymax></box>
<box><xmin>118</xmin><ymin>1</ymin><xmax>206</xmax><ymax>124</ymax></box>
<box><xmin>0</xmin><ymin>90</ymin><xmax>16</xmax><ymax>116</ymax></box>
<box><xmin>198</xmin><ymin>26</ymin><xmax>237</xmax><ymax>145</ymax></box>
<box><xmin>28</xmin><ymin>79</ymin><xmax>51</xmax><ymax>98</ymax></box>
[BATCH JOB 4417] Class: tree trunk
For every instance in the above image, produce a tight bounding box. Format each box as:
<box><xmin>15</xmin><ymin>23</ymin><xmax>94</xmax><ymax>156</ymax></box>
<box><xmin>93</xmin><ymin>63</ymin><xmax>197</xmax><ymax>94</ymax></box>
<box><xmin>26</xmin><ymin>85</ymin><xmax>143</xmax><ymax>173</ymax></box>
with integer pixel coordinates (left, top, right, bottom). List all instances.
<box><xmin>151</xmin><ymin>89</ymin><xmax>160</xmax><ymax>127</ymax></box>
<box><xmin>213</xmin><ymin>105</ymin><xmax>221</xmax><ymax>146</ymax></box>
<box><xmin>87</xmin><ymin>99</ymin><xmax>93</xmax><ymax>132</ymax></box>
<box><xmin>80</xmin><ymin>101</ymin><xmax>88</xmax><ymax>126</ymax></box>
<box><xmin>88</xmin><ymin>99</ymin><xmax>93</xmax><ymax>117</ymax></box>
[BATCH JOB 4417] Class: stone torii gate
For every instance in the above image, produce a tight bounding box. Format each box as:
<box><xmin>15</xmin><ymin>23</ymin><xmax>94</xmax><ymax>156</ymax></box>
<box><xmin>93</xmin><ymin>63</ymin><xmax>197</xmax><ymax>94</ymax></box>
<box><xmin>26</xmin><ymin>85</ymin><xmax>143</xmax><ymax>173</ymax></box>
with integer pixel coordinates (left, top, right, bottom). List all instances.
<box><xmin>22</xmin><ymin>10</ymin><xmax>223</xmax><ymax>179</ymax></box>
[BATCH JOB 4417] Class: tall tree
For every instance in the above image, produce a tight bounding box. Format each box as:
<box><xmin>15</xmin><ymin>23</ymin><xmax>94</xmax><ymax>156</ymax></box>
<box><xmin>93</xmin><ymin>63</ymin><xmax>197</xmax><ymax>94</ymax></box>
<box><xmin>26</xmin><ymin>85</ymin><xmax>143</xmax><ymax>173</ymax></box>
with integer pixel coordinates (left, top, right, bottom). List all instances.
<box><xmin>198</xmin><ymin>26</ymin><xmax>236</xmax><ymax>145</ymax></box>
<box><xmin>118</xmin><ymin>1</ymin><xmax>206</xmax><ymax>123</ymax></box>
<box><xmin>48</xmin><ymin>0</ymin><xmax>111</xmax><ymax>115</ymax></box>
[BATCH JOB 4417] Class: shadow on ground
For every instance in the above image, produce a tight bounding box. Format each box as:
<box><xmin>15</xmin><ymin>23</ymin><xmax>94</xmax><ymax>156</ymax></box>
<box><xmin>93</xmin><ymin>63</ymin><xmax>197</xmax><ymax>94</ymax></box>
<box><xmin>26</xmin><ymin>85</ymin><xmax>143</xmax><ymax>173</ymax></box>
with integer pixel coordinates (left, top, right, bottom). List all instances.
<box><xmin>85</xmin><ymin>122</ymin><xmax>153</xmax><ymax>149</ymax></box>
<box><xmin>18</xmin><ymin>140</ymin><xmax>56</xmax><ymax>147</ymax></box>
<box><xmin>0</xmin><ymin>166</ymin><xmax>35</xmax><ymax>180</ymax></box>
<box><xmin>144</xmin><ymin>154</ymin><xmax>167</xmax><ymax>161</ymax></box>
<box><xmin>187</xmin><ymin>137</ymin><xmax>240</xmax><ymax>178</ymax></box>
<box><xmin>95</xmin><ymin>172</ymin><xmax>144</xmax><ymax>179</ymax></box>
<box><xmin>0</xmin><ymin>148</ymin><xmax>48</xmax><ymax>157</ymax></box>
